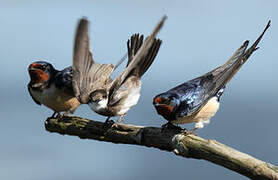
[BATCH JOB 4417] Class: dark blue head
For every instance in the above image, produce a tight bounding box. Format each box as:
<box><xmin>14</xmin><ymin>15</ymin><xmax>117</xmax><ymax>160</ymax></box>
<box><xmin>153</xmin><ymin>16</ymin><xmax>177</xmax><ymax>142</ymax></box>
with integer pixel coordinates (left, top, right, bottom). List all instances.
<box><xmin>28</xmin><ymin>61</ymin><xmax>56</xmax><ymax>87</ymax></box>
<box><xmin>153</xmin><ymin>92</ymin><xmax>180</xmax><ymax>120</ymax></box>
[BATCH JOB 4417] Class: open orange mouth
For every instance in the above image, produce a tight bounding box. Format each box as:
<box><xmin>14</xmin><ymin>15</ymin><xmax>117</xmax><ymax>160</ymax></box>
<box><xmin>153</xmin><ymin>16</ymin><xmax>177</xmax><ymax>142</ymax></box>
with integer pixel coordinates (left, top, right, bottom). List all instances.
<box><xmin>29</xmin><ymin>69</ymin><xmax>49</xmax><ymax>84</ymax></box>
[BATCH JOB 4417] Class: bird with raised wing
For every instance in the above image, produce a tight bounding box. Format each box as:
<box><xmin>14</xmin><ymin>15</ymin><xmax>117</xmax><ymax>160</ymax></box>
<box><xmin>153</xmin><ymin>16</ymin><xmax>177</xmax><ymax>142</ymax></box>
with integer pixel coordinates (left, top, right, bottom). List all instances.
<box><xmin>28</xmin><ymin>18</ymin><xmax>126</xmax><ymax>118</ymax></box>
<box><xmin>73</xmin><ymin>16</ymin><xmax>166</xmax><ymax>126</ymax></box>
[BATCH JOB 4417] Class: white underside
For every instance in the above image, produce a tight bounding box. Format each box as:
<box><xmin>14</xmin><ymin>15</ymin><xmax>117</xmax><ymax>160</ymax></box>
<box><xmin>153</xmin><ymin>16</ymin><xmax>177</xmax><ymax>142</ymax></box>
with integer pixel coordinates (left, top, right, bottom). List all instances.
<box><xmin>195</xmin><ymin>119</ymin><xmax>211</xmax><ymax>129</ymax></box>
<box><xmin>174</xmin><ymin>97</ymin><xmax>220</xmax><ymax>129</ymax></box>
<box><xmin>118</xmin><ymin>87</ymin><xmax>141</xmax><ymax>115</ymax></box>
<box><xmin>88</xmin><ymin>86</ymin><xmax>141</xmax><ymax>116</ymax></box>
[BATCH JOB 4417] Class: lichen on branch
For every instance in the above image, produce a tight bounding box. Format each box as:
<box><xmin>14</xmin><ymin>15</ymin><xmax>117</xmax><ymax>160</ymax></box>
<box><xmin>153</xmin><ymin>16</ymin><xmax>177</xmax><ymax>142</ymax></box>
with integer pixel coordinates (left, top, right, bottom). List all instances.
<box><xmin>45</xmin><ymin>116</ymin><xmax>278</xmax><ymax>180</ymax></box>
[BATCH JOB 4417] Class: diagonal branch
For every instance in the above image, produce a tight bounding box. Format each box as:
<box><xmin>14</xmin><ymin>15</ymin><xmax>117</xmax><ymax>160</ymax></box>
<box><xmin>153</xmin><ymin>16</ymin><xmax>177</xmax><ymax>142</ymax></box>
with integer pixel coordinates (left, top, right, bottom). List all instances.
<box><xmin>45</xmin><ymin>116</ymin><xmax>278</xmax><ymax>180</ymax></box>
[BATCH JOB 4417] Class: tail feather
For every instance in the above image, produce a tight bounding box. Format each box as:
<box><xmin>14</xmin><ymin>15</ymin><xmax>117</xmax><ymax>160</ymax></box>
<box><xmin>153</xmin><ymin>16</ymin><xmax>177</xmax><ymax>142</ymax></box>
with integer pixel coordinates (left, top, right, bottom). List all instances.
<box><xmin>212</xmin><ymin>41</ymin><xmax>249</xmax><ymax>89</ymax></box>
<box><xmin>108</xmin><ymin>16</ymin><xmax>166</xmax><ymax>99</ymax></box>
<box><xmin>127</xmin><ymin>34</ymin><xmax>162</xmax><ymax>77</ymax></box>
<box><xmin>114</xmin><ymin>53</ymin><xmax>128</xmax><ymax>70</ymax></box>
<box><xmin>223</xmin><ymin>20</ymin><xmax>271</xmax><ymax>83</ymax></box>
<box><xmin>127</xmin><ymin>34</ymin><xmax>144</xmax><ymax>67</ymax></box>
<box><xmin>72</xmin><ymin>17</ymin><xmax>114</xmax><ymax>104</ymax></box>
<box><xmin>212</xmin><ymin>20</ymin><xmax>270</xmax><ymax>93</ymax></box>
<box><xmin>138</xmin><ymin>38</ymin><xmax>162</xmax><ymax>77</ymax></box>
<box><xmin>244</xmin><ymin>20</ymin><xmax>271</xmax><ymax>60</ymax></box>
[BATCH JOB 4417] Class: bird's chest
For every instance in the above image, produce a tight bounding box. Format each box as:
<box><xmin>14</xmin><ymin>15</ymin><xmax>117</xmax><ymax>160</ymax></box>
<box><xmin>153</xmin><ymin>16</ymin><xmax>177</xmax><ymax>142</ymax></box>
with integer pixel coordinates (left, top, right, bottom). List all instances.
<box><xmin>30</xmin><ymin>84</ymin><xmax>77</xmax><ymax>111</ymax></box>
<box><xmin>115</xmin><ymin>85</ymin><xmax>141</xmax><ymax>115</ymax></box>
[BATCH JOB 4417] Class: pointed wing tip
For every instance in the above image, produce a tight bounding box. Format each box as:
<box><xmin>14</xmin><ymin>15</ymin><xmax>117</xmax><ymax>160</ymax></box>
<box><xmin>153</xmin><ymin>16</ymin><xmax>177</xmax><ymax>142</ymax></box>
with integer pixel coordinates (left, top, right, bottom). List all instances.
<box><xmin>157</xmin><ymin>15</ymin><xmax>167</xmax><ymax>30</ymax></box>
<box><xmin>150</xmin><ymin>15</ymin><xmax>167</xmax><ymax>38</ymax></box>
<box><xmin>81</xmin><ymin>16</ymin><xmax>88</xmax><ymax>20</ymax></box>
<box><xmin>243</xmin><ymin>40</ymin><xmax>249</xmax><ymax>46</ymax></box>
<box><xmin>238</xmin><ymin>40</ymin><xmax>249</xmax><ymax>51</ymax></box>
<box><xmin>162</xmin><ymin>15</ymin><xmax>167</xmax><ymax>21</ymax></box>
<box><xmin>80</xmin><ymin>16</ymin><xmax>89</xmax><ymax>23</ymax></box>
<box><xmin>247</xmin><ymin>20</ymin><xmax>271</xmax><ymax>52</ymax></box>
<box><xmin>78</xmin><ymin>18</ymin><xmax>89</xmax><ymax>28</ymax></box>
<box><xmin>261</xmin><ymin>20</ymin><xmax>271</xmax><ymax>36</ymax></box>
<box><xmin>267</xmin><ymin>20</ymin><xmax>271</xmax><ymax>27</ymax></box>
<box><xmin>263</xmin><ymin>20</ymin><xmax>271</xmax><ymax>34</ymax></box>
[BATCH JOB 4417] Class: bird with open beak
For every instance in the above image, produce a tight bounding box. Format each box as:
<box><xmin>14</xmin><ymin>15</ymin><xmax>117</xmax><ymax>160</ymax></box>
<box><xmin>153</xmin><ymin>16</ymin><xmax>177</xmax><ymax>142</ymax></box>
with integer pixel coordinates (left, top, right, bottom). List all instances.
<box><xmin>153</xmin><ymin>21</ymin><xmax>270</xmax><ymax>132</ymax></box>
<box><xmin>27</xmin><ymin>18</ymin><xmax>126</xmax><ymax>118</ymax></box>
<box><xmin>73</xmin><ymin>16</ymin><xmax>166</xmax><ymax>126</ymax></box>
<box><xmin>27</xmin><ymin>61</ymin><xmax>80</xmax><ymax>117</ymax></box>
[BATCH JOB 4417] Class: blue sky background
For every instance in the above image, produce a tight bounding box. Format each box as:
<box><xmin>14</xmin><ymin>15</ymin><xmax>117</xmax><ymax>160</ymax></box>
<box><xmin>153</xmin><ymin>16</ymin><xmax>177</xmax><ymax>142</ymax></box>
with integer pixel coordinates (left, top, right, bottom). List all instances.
<box><xmin>0</xmin><ymin>0</ymin><xmax>277</xmax><ymax>179</ymax></box>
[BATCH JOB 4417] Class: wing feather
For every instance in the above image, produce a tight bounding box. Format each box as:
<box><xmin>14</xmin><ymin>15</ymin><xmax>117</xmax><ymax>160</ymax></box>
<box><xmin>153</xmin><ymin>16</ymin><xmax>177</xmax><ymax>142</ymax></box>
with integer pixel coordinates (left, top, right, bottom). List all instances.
<box><xmin>108</xmin><ymin>16</ymin><xmax>166</xmax><ymax>102</ymax></box>
<box><xmin>72</xmin><ymin>18</ymin><xmax>114</xmax><ymax>103</ymax></box>
<box><xmin>175</xmin><ymin>21</ymin><xmax>270</xmax><ymax>117</ymax></box>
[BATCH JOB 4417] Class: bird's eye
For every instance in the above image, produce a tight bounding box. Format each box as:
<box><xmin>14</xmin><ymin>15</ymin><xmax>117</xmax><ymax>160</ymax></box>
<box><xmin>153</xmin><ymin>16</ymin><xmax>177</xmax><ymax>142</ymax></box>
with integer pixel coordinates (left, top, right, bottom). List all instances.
<box><xmin>91</xmin><ymin>97</ymin><xmax>101</xmax><ymax>103</ymax></box>
<box><xmin>163</xmin><ymin>97</ymin><xmax>171</xmax><ymax>104</ymax></box>
<box><xmin>39</xmin><ymin>65</ymin><xmax>47</xmax><ymax>71</ymax></box>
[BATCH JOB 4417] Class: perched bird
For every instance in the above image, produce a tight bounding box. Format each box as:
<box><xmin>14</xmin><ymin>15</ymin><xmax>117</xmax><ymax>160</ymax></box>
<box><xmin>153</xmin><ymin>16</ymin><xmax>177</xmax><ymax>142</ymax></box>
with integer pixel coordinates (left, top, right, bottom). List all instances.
<box><xmin>28</xmin><ymin>61</ymin><xmax>80</xmax><ymax>117</ymax></box>
<box><xmin>28</xmin><ymin>18</ymin><xmax>126</xmax><ymax>118</ymax></box>
<box><xmin>153</xmin><ymin>21</ymin><xmax>270</xmax><ymax>132</ymax></box>
<box><xmin>73</xmin><ymin>16</ymin><xmax>166</xmax><ymax>126</ymax></box>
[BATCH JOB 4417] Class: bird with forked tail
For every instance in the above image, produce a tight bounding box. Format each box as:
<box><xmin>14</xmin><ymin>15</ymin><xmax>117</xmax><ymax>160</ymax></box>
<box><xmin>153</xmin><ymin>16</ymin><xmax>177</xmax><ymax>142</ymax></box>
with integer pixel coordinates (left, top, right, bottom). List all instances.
<box><xmin>153</xmin><ymin>21</ymin><xmax>270</xmax><ymax>133</ymax></box>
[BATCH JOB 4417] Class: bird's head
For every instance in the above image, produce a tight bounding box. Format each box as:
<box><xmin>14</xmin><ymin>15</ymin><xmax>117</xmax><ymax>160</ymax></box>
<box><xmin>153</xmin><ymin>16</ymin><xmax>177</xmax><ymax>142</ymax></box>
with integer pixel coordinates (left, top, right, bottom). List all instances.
<box><xmin>89</xmin><ymin>89</ymin><xmax>108</xmax><ymax>103</ymax></box>
<box><xmin>28</xmin><ymin>61</ymin><xmax>56</xmax><ymax>88</ymax></box>
<box><xmin>153</xmin><ymin>92</ymin><xmax>180</xmax><ymax>120</ymax></box>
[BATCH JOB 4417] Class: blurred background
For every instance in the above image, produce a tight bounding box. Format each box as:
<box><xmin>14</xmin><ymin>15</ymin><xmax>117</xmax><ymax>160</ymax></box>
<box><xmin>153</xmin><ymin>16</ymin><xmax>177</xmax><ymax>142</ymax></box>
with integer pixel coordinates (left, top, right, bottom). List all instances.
<box><xmin>0</xmin><ymin>0</ymin><xmax>277</xmax><ymax>179</ymax></box>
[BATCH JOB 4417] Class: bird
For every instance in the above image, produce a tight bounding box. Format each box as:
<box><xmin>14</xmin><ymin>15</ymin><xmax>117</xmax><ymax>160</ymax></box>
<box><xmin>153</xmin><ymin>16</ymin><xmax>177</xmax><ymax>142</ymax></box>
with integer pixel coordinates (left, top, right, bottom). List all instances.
<box><xmin>27</xmin><ymin>61</ymin><xmax>80</xmax><ymax>118</ymax></box>
<box><xmin>73</xmin><ymin>16</ymin><xmax>166</xmax><ymax>126</ymax></box>
<box><xmin>27</xmin><ymin>18</ymin><xmax>126</xmax><ymax>118</ymax></box>
<box><xmin>153</xmin><ymin>21</ymin><xmax>270</xmax><ymax>132</ymax></box>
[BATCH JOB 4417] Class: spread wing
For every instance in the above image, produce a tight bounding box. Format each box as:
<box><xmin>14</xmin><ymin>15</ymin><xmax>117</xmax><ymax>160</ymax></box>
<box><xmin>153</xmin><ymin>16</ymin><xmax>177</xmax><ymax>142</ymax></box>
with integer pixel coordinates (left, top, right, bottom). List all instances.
<box><xmin>108</xmin><ymin>16</ymin><xmax>166</xmax><ymax>104</ymax></box>
<box><xmin>72</xmin><ymin>18</ymin><xmax>114</xmax><ymax>104</ymax></box>
<box><xmin>175</xmin><ymin>20</ymin><xmax>270</xmax><ymax>117</ymax></box>
<box><xmin>127</xmin><ymin>34</ymin><xmax>162</xmax><ymax>77</ymax></box>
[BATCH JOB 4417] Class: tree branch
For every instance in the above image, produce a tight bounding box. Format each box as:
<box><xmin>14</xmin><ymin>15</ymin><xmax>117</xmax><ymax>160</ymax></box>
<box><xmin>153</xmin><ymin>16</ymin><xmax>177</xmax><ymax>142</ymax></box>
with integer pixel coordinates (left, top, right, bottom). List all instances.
<box><xmin>45</xmin><ymin>116</ymin><xmax>278</xmax><ymax>180</ymax></box>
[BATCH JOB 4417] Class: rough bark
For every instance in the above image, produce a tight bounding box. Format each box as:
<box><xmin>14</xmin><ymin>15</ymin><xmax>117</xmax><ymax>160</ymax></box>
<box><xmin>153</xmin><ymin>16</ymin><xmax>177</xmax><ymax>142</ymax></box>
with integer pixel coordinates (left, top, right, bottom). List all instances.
<box><xmin>45</xmin><ymin>116</ymin><xmax>278</xmax><ymax>180</ymax></box>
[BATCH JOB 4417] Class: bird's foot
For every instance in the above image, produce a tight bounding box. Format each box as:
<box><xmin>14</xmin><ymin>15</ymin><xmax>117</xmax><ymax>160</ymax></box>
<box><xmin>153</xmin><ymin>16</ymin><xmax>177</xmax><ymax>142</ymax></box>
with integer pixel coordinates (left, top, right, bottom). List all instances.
<box><xmin>61</xmin><ymin>111</ymin><xmax>72</xmax><ymax>117</ymax></box>
<box><xmin>54</xmin><ymin>113</ymin><xmax>63</xmax><ymax>122</ymax></box>
<box><xmin>161</xmin><ymin>122</ymin><xmax>184</xmax><ymax>133</ymax></box>
<box><xmin>111</xmin><ymin>122</ymin><xmax>119</xmax><ymax>128</ymax></box>
<box><xmin>57</xmin><ymin>112</ymin><xmax>72</xmax><ymax>121</ymax></box>
<box><xmin>102</xmin><ymin>118</ymin><xmax>115</xmax><ymax>128</ymax></box>
<box><xmin>111</xmin><ymin>119</ymin><xmax>123</xmax><ymax>128</ymax></box>
<box><xmin>183</xmin><ymin>127</ymin><xmax>198</xmax><ymax>136</ymax></box>
<box><xmin>50</xmin><ymin>112</ymin><xmax>58</xmax><ymax>118</ymax></box>
<box><xmin>112</xmin><ymin>116</ymin><xmax>124</xmax><ymax>128</ymax></box>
